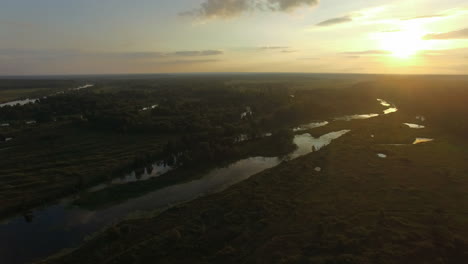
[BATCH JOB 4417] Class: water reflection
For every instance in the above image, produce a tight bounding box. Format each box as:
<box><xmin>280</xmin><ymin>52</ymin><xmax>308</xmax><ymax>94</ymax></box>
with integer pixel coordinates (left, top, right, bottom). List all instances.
<box><xmin>413</xmin><ymin>138</ymin><xmax>434</xmax><ymax>145</ymax></box>
<box><xmin>0</xmin><ymin>129</ymin><xmax>351</xmax><ymax>264</ymax></box>
<box><xmin>377</xmin><ymin>153</ymin><xmax>387</xmax><ymax>158</ymax></box>
<box><xmin>383</xmin><ymin>107</ymin><xmax>398</xmax><ymax>114</ymax></box>
<box><xmin>288</xmin><ymin>130</ymin><xmax>350</xmax><ymax>159</ymax></box>
<box><xmin>0</xmin><ymin>84</ymin><xmax>94</xmax><ymax>109</ymax></box>
<box><xmin>335</xmin><ymin>113</ymin><xmax>379</xmax><ymax>121</ymax></box>
<box><xmin>293</xmin><ymin>121</ymin><xmax>329</xmax><ymax>132</ymax></box>
<box><xmin>377</xmin><ymin>99</ymin><xmax>391</xmax><ymax>107</ymax></box>
<box><xmin>403</xmin><ymin>123</ymin><xmax>425</xmax><ymax>129</ymax></box>
<box><xmin>87</xmin><ymin>163</ymin><xmax>173</xmax><ymax>192</ymax></box>
<box><xmin>0</xmin><ymin>98</ymin><xmax>38</xmax><ymax>107</ymax></box>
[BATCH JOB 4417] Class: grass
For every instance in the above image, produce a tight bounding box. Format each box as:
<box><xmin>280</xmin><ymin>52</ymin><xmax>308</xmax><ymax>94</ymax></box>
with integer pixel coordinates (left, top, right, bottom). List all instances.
<box><xmin>39</xmin><ymin>75</ymin><xmax>468</xmax><ymax>264</ymax></box>
<box><xmin>0</xmin><ymin>122</ymin><xmax>172</xmax><ymax>218</ymax></box>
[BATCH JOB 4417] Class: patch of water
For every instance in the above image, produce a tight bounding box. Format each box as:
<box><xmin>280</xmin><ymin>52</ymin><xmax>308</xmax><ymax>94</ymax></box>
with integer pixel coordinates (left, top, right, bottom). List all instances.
<box><xmin>377</xmin><ymin>99</ymin><xmax>398</xmax><ymax>114</ymax></box>
<box><xmin>377</xmin><ymin>99</ymin><xmax>391</xmax><ymax>107</ymax></box>
<box><xmin>288</xmin><ymin>130</ymin><xmax>350</xmax><ymax>159</ymax></box>
<box><xmin>335</xmin><ymin>114</ymin><xmax>379</xmax><ymax>121</ymax></box>
<box><xmin>241</xmin><ymin>106</ymin><xmax>253</xmax><ymax>119</ymax></box>
<box><xmin>383</xmin><ymin>107</ymin><xmax>398</xmax><ymax>114</ymax></box>
<box><xmin>413</xmin><ymin>138</ymin><xmax>434</xmax><ymax>145</ymax></box>
<box><xmin>235</xmin><ymin>134</ymin><xmax>250</xmax><ymax>143</ymax></box>
<box><xmin>293</xmin><ymin>121</ymin><xmax>329</xmax><ymax>132</ymax></box>
<box><xmin>0</xmin><ymin>98</ymin><xmax>38</xmax><ymax>108</ymax></box>
<box><xmin>87</xmin><ymin>163</ymin><xmax>173</xmax><ymax>192</ymax></box>
<box><xmin>73</xmin><ymin>84</ymin><xmax>94</xmax><ymax>91</ymax></box>
<box><xmin>0</xmin><ymin>84</ymin><xmax>95</xmax><ymax>109</ymax></box>
<box><xmin>1</xmin><ymin>137</ymin><xmax>13</xmax><ymax>143</ymax></box>
<box><xmin>403</xmin><ymin>123</ymin><xmax>425</xmax><ymax>129</ymax></box>
<box><xmin>141</xmin><ymin>104</ymin><xmax>159</xmax><ymax>111</ymax></box>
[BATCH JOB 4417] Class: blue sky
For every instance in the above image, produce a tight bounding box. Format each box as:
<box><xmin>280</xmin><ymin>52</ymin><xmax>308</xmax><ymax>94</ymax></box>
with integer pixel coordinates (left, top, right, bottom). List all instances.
<box><xmin>1</xmin><ymin>0</ymin><xmax>467</xmax><ymax>75</ymax></box>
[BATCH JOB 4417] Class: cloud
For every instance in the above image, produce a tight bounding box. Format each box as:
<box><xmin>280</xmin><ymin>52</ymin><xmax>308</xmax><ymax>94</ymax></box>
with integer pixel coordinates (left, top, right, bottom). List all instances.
<box><xmin>0</xmin><ymin>49</ymin><xmax>224</xmax><ymax>75</ymax></box>
<box><xmin>298</xmin><ymin>57</ymin><xmax>320</xmax><ymax>60</ymax></box>
<box><xmin>181</xmin><ymin>0</ymin><xmax>319</xmax><ymax>19</ymax></box>
<box><xmin>159</xmin><ymin>59</ymin><xmax>221</xmax><ymax>65</ymax></box>
<box><xmin>281</xmin><ymin>49</ymin><xmax>297</xmax><ymax>53</ymax></box>
<box><xmin>316</xmin><ymin>16</ymin><xmax>353</xmax><ymax>27</ymax></box>
<box><xmin>170</xmin><ymin>50</ymin><xmax>223</xmax><ymax>56</ymax></box>
<box><xmin>314</xmin><ymin>6</ymin><xmax>387</xmax><ymax>28</ymax></box>
<box><xmin>259</xmin><ymin>46</ymin><xmax>290</xmax><ymax>50</ymax></box>
<box><xmin>423</xmin><ymin>28</ymin><xmax>468</xmax><ymax>40</ymax></box>
<box><xmin>341</xmin><ymin>50</ymin><xmax>391</xmax><ymax>55</ymax></box>
<box><xmin>401</xmin><ymin>14</ymin><xmax>447</xmax><ymax>21</ymax></box>
<box><xmin>96</xmin><ymin>50</ymin><xmax>224</xmax><ymax>59</ymax></box>
<box><xmin>268</xmin><ymin>0</ymin><xmax>320</xmax><ymax>11</ymax></box>
<box><xmin>0</xmin><ymin>49</ymin><xmax>224</xmax><ymax>63</ymax></box>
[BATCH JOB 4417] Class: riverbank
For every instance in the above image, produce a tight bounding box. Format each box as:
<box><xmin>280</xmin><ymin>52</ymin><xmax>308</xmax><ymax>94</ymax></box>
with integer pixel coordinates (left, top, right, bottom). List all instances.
<box><xmin>39</xmin><ymin>76</ymin><xmax>468</xmax><ymax>264</ymax></box>
<box><xmin>41</xmin><ymin>109</ymin><xmax>468</xmax><ymax>263</ymax></box>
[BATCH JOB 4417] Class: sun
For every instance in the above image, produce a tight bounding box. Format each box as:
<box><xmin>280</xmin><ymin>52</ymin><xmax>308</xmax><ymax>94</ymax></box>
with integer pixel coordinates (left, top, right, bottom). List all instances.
<box><xmin>377</xmin><ymin>27</ymin><xmax>430</xmax><ymax>58</ymax></box>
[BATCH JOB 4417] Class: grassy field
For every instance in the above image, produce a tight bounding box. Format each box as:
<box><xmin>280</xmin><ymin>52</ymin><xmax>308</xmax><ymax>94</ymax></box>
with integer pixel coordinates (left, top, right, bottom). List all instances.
<box><xmin>0</xmin><ymin>75</ymin><xmax>385</xmax><ymax>219</ymax></box>
<box><xmin>40</xmin><ymin>75</ymin><xmax>468</xmax><ymax>264</ymax></box>
<box><xmin>0</xmin><ymin>122</ymin><xmax>171</xmax><ymax>218</ymax></box>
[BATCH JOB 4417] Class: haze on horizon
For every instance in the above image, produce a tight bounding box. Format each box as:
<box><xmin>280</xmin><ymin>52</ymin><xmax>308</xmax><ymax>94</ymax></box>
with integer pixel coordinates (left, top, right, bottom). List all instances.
<box><xmin>1</xmin><ymin>0</ymin><xmax>467</xmax><ymax>76</ymax></box>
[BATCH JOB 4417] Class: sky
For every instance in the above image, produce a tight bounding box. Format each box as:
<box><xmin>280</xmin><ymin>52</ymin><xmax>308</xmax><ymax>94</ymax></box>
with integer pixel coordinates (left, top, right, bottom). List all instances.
<box><xmin>0</xmin><ymin>0</ymin><xmax>467</xmax><ymax>75</ymax></box>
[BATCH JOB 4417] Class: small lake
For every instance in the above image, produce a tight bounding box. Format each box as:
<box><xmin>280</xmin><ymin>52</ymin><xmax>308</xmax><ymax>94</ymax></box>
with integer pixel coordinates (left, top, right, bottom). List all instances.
<box><xmin>0</xmin><ymin>129</ymin><xmax>350</xmax><ymax>264</ymax></box>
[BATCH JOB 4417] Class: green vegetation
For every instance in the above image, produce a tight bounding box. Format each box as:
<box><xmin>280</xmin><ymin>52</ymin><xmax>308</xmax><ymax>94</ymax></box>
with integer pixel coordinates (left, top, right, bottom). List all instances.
<box><xmin>36</xmin><ymin>75</ymin><xmax>468</xmax><ymax>264</ymax></box>
<box><xmin>0</xmin><ymin>75</ymin><xmax>381</xmax><ymax>218</ymax></box>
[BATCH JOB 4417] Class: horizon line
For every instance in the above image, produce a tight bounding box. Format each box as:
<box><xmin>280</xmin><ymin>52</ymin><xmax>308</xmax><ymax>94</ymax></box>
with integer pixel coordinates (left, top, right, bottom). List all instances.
<box><xmin>1</xmin><ymin>72</ymin><xmax>467</xmax><ymax>79</ymax></box>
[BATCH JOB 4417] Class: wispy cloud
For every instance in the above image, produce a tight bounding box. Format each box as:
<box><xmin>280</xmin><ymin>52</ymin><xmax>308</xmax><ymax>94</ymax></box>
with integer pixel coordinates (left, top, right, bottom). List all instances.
<box><xmin>340</xmin><ymin>50</ymin><xmax>391</xmax><ymax>55</ymax></box>
<box><xmin>314</xmin><ymin>6</ymin><xmax>387</xmax><ymax>28</ymax></box>
<box><xmin>0</xmin><ymin>49</ymin><xmax>225</xmax><ymax>65</ymax></box>
<box><xmin>401</xmin><ymin>14</ymin><xmax>448</xmax><ymax>21</ymax></box>
<box><xmin>259</xmin><ymin>46</ymin><xmax>290</xmax><ymax>50</ymax></box>
<box><xmin>298</xmin><ymin>57</ymin><xmax>320</xmax><ymax>60</ymax></box>
<box><xmin>170</xmin><ymin>50</ymin><xmax>224</xmax><ymax>56</ymax></box>
<box><xmin>316</xmin><ymin>16</ymin><xmax>353</xmax><ymax>27</ymax></box>
<box><xmin>423</xmin><ymin>28</ymin><xmax>468</xmax><ymax>40</ymax></box>
<box><xmin>181</xmin><ymin>0</ymin><xmax>319</xmax><ymax>19</ymax></box>
<box><xmin>159</xmin><ymin>59</ymin><xmax>221</xmax><ymax>65</ymax></box>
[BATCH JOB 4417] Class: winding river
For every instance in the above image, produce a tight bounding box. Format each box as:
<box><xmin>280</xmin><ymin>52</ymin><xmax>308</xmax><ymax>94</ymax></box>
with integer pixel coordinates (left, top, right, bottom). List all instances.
<box><xmin>0</xmin><ymin>98</ymin><xmax>404</xmax><ymax>264</ymax></box>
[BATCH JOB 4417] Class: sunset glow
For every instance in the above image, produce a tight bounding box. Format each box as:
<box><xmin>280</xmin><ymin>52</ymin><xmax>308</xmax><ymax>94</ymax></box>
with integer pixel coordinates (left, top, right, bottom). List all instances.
<box><xmin>378</xmin><ymin>28</ymin><xmax>431</xmax><ymax>58</ymax></box>
<box><xmin>0</xmin><ymin>0</ymin><xmax>466</xmax><ymax>75</ymax></box>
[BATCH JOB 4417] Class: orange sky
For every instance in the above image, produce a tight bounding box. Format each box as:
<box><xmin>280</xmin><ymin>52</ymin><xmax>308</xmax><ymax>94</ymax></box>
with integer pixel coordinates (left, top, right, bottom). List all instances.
<box><xmin>0</xmin><ymin>0</ymin><xmax>467</xmax><ymax>75</ymax></box>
